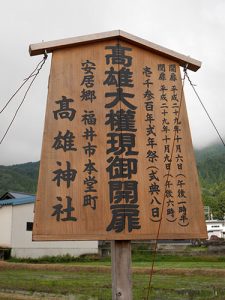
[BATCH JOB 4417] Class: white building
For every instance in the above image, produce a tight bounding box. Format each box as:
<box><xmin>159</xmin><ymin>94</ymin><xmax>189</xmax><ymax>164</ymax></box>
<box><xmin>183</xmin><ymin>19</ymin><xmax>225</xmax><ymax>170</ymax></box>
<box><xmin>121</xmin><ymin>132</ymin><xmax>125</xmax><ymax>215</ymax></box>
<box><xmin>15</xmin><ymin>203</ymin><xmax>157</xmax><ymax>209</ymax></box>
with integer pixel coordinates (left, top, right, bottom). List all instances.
<box><xmin>206</xmin><ymin>219</ymin><xmax>225</xmax><ymax>239</ymax></box>
<box><xmin>0</xmin><ymin>192</ymin><xmax>98</xmax><ymax>258</ymax></box>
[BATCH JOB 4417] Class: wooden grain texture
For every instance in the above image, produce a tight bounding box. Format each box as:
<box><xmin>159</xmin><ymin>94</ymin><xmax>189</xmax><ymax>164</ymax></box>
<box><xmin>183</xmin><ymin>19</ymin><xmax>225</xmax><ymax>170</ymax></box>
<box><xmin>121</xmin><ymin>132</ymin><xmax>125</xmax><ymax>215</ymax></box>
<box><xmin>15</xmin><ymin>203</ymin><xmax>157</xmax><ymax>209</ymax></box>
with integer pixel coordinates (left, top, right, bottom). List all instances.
<box><xmin>29</xmin><ymin>30</ymin><xmax>201</xmax><ymax>71</ymax></box>
<box><xmin>33</xmin><ymin>38</ymin><xmax>207</xmax><ymax>241</ymax></box>
<box><xmin>111</xmin><ymin>241</ymin><xmax>132</xmax><ymax>300</ymax></box>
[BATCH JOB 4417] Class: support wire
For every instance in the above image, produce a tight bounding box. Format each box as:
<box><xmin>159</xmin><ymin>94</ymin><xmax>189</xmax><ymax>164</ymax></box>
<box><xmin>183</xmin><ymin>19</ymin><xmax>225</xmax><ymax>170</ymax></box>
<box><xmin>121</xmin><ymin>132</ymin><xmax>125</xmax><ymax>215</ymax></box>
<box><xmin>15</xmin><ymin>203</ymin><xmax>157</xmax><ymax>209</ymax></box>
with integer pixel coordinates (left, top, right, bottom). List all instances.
<box><xmin>0</xmin><ymin>52</ymin><xmax>48</xmax><ymax>145</ymax></box>
<box><xmin>184</xmin><ymin>70</ymin><xmax>225</xmax><ymax>148</ymax></box>
<box><xmin>146</xmin><ymin>66</ymin><xmax>225</xmax><ymax>299</ymax></box>
<box><xmin>146</xmin><ymin>67</ymin><xmax>187</xmax><ymax>300</ymax></box>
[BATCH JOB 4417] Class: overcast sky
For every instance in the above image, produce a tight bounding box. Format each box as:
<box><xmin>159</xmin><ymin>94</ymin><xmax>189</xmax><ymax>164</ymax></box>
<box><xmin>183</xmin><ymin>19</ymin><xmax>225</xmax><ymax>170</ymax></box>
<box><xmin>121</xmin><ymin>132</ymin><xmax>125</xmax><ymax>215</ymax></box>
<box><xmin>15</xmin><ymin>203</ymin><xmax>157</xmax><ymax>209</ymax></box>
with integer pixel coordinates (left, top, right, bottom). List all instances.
<box><xmin>0</xmin><ymin>0</ymin><xmax>225</xmax><ymax>165</ymax></box>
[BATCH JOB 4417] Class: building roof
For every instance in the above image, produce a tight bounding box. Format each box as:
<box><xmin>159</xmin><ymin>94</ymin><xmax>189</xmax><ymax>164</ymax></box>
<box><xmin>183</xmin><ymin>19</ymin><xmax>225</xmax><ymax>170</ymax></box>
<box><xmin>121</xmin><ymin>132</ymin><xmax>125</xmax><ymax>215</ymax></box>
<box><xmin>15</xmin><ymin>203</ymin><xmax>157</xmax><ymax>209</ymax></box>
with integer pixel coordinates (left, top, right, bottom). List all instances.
<box><xmin>206</xmin><ymin>220</ymin><xmax>225</xmax><ymax>224</ymax></box>
<box><xmin>0</xmin><ymin>191</ymin><xmax>35</xmax><ymax>200</ymax></box>
<box><xmin>29</xmin><ymin>30</ymin><xmax>201</xmax><ymax>72</ymax></box>
<box><xmin>0</xmin><ymin>196</ymin><xmax>35</xmax><ymax>207</ymax></box>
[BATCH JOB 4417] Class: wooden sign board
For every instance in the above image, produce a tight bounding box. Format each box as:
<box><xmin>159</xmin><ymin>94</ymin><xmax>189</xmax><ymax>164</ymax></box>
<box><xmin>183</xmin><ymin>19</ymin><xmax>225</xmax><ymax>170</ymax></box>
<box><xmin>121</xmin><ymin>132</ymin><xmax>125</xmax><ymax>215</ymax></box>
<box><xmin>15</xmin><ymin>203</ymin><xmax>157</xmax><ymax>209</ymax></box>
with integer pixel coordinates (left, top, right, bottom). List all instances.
<box><xmin>31</xmin><ymin>31</ymin><xmax>207</xmax><ymax>240</ymax></box>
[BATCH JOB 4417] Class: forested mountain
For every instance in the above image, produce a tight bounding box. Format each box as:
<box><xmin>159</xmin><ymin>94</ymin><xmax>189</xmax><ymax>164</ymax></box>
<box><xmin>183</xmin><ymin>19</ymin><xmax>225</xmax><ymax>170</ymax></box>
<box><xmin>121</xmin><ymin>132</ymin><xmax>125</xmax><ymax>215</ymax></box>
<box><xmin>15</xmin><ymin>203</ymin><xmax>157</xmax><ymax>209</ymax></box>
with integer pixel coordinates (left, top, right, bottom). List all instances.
<box><xmin>0</xmin><ymin>162</ymin><xmax>39</xmax><ymax>197</ymax></box>
<box><xmin>0</xmin><ymin>142</ymin><xmax>225</xmax><ymax>218</ymax></box>
<box><xmin>195</xmin><ymin>143</ymin><xmax>225</xmax><ymax>219</ymax></box>
<box><xmin>196</xmin><ymin>143</ymin><xmax>225</xmax><ymax>185</ymax></box>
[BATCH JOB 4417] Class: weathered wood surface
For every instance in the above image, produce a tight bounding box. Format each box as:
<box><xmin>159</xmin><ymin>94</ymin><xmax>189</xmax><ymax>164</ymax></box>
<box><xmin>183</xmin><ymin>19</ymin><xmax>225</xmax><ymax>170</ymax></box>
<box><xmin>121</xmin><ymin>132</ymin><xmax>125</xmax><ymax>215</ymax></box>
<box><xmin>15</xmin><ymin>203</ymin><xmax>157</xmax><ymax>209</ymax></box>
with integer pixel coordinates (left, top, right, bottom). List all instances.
<box><xmin>111</xmin><ymin>241</ymin><xmax>132</xmax><ymax>300</ymax></box>
<box><xmin>29</xmin><ymin>30</ymin><xmax>201</xmax><ymax>71</ymax></box>
<box><xmin>33</xmin><ymin>38</ymin><xmax>207</xmax><ymax>241</ymax></box>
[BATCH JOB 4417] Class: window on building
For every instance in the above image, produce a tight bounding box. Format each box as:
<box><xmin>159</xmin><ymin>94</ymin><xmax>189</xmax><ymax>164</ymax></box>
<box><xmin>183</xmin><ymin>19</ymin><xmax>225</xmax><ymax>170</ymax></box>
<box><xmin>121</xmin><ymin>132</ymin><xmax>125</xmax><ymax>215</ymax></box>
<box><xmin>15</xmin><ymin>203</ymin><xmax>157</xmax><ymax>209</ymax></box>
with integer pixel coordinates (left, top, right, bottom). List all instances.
<box><xmin>26</xmin><ymin>222</ymin><xmax>33</xmax><ymax>231</ymax></box>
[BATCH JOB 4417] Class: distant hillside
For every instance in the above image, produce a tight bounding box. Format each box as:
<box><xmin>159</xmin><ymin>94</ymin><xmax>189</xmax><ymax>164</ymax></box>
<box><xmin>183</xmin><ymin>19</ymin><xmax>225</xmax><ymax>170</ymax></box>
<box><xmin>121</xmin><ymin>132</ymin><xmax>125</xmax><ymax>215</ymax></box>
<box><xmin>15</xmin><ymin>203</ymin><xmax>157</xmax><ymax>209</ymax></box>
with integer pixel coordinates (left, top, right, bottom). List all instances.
<box><xmin>1</xmin><ymin>143</ymin><xmax>225</xmax><ymax>218</ymax></box>
<box><xmin>195</xmin><ymin>143</ymin><xmax>225</xmax><ymax>184</ymax></box>
<box><xmin>0</xmin><ymin>162</ymin><xmax>39</xmax><ymax>197</ymax></box>
<box><xmin>195</xmin><ymin>143</ymin><xmax>225</xmax><ymax>219</ymax></box>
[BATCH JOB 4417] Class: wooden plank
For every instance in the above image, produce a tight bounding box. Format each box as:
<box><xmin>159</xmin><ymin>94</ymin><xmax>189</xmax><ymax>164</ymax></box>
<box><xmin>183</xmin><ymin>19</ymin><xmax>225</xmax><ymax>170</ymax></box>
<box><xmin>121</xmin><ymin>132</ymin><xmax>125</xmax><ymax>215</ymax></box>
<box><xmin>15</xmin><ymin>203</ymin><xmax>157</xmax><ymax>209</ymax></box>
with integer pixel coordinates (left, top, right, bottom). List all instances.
<box><xmin>29</xmin><ymin>30</ymin><xmax>120</xmax><ymax>56</ymax></box>
<box><xmin>32</xmin><ymin>231</ymin><xmax>207</xmax><ymax>241</ymax></box>
<box><xmin>119</xmin><ymin>30</ymin><xmax>201</xmax><ymax>72</ymax></box>
<box><xmin>33</xmin><ymin>38</ymin><xmax>207</xmax><ymax>241</ymax></box>
<box><xmin>111</xmin><ymin>241</ymin><xmax>132</xmax><ymax>300</ymax></box>
<box><xmin>29</xmin><ymin>30</ymin><xmax>201</xmax><ymax>72</ymax></box>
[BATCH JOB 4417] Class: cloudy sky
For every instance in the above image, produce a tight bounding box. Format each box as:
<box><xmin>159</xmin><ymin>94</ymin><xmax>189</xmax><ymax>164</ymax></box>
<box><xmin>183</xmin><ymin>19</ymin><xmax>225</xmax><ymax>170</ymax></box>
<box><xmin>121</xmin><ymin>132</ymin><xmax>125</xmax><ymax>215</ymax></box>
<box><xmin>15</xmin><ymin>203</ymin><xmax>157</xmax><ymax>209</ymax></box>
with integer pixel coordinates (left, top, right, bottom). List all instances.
<box><xmin>0</xmin><ymin>0</ymin><xmax>225</xmax><ymax>165</ymax></box>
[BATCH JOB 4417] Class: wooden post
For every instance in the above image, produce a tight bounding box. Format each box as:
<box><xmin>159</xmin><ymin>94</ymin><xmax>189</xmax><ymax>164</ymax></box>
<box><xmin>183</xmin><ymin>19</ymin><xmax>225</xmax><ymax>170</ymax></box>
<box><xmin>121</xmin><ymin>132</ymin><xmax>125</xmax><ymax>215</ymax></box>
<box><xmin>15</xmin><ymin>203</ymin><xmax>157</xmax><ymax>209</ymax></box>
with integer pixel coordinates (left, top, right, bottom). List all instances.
<box><xmin>111</xmin><ymin>240</ymin><xmax>132</xmax><ymax>300</ymax></box>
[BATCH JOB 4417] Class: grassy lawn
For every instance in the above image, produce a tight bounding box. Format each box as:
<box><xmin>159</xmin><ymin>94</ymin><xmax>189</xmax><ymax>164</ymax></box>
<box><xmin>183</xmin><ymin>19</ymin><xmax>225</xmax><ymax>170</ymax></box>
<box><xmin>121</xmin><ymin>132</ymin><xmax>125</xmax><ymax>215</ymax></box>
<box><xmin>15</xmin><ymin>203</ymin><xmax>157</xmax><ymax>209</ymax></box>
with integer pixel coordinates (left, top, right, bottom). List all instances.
<box><xmin>56</xmin><ymin>258</ymin><xmax>225</xmax><ymax>270</ymax></box>
<box><xmin>0</xmin><ymin>252</ymin><xmax>225</xmax><ymax>299</ymax></box>
<box><xmin>8</xmin><ymin>251</ymin><xmax>225</xmax><ymax>269</ymax></box>
<box><xmin>132</xmin><ymin>253</ymin><xmax>225</xmax><ymax>269</ymax></box>
<box><xmin>0</xmin><ymin>268</ymin><xmax>225</xmax><ymax>299</ymax></box>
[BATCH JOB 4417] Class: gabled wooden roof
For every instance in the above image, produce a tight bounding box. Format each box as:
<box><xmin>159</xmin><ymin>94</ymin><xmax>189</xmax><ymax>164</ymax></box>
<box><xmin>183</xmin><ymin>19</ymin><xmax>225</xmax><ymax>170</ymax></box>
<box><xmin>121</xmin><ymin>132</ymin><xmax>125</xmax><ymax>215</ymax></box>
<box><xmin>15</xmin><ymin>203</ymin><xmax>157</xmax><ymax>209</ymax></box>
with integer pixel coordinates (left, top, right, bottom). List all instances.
<box><xmin>29</xmin><ymin>30</ymin><xmax>201</xmax><ymax>71</ymax></box>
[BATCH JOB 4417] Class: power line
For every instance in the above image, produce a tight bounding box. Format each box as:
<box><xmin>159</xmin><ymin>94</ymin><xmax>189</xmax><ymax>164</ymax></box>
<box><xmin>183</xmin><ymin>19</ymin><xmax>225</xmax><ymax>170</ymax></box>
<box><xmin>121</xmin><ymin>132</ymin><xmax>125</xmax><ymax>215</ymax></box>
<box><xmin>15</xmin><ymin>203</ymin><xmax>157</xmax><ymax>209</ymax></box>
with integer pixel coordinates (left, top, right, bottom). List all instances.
<box><xmin>146</xmin><ymin>68</ymin><xmax>187</xmax><ymax>300</ymax></box>
<box><xmin>146</xmin><ymin>66</ymin><xmax>225</xmax><ymax>299</ymax></box>
<box><xmin>184</xmin><ymin>69</ymin><xmax>225</xmax><ymax>148</ymax></box>
<box><xmin>0</xmin><ymin>52</ymin><xmax>48</xmax><ymax>145</ymax></box>
<box><xmin>0</xmin><ymin>52</ymin><xmax>47</xmax><ymax>114</ymax></box>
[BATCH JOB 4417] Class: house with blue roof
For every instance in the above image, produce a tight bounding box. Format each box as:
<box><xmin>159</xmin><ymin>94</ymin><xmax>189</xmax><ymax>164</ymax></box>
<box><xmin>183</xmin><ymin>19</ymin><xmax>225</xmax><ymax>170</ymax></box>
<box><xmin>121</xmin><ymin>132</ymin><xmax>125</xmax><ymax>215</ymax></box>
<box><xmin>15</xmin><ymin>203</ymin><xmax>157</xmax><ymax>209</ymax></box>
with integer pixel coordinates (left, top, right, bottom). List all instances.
<box><xmin>0</xmin><ymin>192</ymin><xmax>98</xmax><ymax>258</ymax></box>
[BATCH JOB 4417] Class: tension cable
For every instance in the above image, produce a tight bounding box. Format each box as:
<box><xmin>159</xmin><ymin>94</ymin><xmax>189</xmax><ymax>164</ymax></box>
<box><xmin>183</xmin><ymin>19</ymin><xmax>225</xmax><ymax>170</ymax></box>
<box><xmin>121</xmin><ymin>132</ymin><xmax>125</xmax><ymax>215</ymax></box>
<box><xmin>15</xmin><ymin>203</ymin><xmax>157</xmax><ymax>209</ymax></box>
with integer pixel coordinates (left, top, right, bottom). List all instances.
<box><xmin>146</xmin><ymin>64</ymin><xmax>225</xmax><ymax>299</ymax></box>
<box><xmin>184</xmin><ymin>69</ymin><xmax>225</xmax><ymax>148</ymax></box>
<box><xmin>0</xmin><ymin>51</ymin><xmax>48</xmax><ymax>145</ymax></box>
<box><xmin>146</xmin><ymin>66</ymin><xmax>187</xmax><ymax>300</ymax></box>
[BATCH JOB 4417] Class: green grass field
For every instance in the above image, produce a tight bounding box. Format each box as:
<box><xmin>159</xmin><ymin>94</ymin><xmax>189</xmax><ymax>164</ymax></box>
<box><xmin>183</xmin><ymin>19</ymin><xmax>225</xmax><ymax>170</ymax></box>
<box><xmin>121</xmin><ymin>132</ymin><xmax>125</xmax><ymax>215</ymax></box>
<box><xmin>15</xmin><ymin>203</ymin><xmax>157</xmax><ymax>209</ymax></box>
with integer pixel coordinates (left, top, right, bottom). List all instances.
<box><xmin>0</xmin><ymin>268</ymin><xmax>224</xmax><ymax>299</ymax></box>
<box><xmin>0</xmin><ymin>253</ymin><xmax>225</xmax><ymax>299</ymax></box>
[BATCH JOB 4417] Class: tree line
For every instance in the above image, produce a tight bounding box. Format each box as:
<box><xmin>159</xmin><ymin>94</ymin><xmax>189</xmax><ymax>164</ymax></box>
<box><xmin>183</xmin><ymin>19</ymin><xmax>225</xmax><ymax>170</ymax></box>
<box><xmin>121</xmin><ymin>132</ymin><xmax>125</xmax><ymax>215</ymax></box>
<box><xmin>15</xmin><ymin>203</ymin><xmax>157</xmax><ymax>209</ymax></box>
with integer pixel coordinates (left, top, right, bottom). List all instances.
<box><xmin>0</xmin><ymin>143</ymin><xmax>225</xmax><ymax>219</ymax></box>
